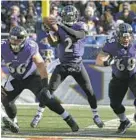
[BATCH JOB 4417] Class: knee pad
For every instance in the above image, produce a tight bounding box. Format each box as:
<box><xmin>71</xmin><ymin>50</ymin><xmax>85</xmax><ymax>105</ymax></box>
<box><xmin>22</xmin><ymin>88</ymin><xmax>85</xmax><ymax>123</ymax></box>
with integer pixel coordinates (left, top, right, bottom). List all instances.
<box><xmin>110</xmin><ymin>103</ymin><xmax>125</xmax><ymax>114</ymax></box>
<box><xmin>38</xmin><ymin>88</ymin><xmax>52</xmax><ymax>105</ymax></box>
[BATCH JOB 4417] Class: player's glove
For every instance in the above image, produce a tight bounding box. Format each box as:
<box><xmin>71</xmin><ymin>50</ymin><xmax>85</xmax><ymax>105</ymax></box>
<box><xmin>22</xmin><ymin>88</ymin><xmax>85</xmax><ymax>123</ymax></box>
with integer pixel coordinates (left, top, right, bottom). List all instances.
<box><xmin>103</xmin><ymin>56</ymin><xmax>116</xmax><ymax>66</ymax></box>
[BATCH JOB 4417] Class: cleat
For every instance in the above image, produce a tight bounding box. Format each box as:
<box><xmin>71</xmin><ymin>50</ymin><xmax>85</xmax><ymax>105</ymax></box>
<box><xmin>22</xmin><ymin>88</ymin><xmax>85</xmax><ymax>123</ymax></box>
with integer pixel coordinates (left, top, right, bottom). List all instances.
<box><xmin>64</xmin><ymin>115</ymin><xmax>79</xmax><ymax>132</ymax></box>
<box><xmin>2</xmin><ymin>117</ymin><xmax>19</xmax><ymax>133</ymax></box>
<box><xmin>30</xmin><ymin>115</ymin><xmax>42</xmax><ymax>128</ymax></box>
<box><xmin>134</xmin><ymin>114</ymin><xmax>136</xmax><ymax>122</ymax></box>
<box><xmin>116</xmin><ymin>119</ymin><xmax>132</xmax><ymax>134</ymax></box>
<box><xmin>93</xmin><ymin>115</ymin><xmax>104</xmax><ymax>128</ymax></box>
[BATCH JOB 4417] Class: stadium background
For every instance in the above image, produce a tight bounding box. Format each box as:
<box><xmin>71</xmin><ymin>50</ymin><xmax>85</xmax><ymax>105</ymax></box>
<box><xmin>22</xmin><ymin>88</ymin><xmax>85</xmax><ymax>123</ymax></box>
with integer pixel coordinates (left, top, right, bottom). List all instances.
<box><xmin>1</xmin><ymin>0</ymin><xmax>135</xmax><ymax>106</ymax></box>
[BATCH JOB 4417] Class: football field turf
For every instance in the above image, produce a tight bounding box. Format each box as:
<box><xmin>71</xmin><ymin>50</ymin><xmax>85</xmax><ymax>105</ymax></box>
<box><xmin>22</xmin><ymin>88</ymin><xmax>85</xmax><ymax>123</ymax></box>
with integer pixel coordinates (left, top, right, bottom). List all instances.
<box><xmin>2</xmin><ymin>105</ymin><xmax>136</xmax><ymax>140</ymax></box>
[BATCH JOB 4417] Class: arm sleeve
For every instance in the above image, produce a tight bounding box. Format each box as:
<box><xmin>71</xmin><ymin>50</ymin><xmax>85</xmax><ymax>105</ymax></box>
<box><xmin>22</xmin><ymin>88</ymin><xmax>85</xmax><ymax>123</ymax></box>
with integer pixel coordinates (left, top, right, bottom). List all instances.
<box><xmin>59</xmin><ymin>24</ymin><xmax>86</xmax><ymax>39</ymax></box>
<box><xmin>29</xmin><ymin>40</ymin><xmax>39</xmax><ymax>56</ymax></box>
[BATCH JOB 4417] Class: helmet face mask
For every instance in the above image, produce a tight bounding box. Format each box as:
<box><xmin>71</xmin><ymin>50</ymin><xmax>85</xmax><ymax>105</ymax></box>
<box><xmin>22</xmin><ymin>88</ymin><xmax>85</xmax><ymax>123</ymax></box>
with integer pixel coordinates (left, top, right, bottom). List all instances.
<box><xmin>119</xmin><ymin>33</ymin><xmax>132</xmax><ymax>47</ymax></box>
<box><xmin>117</xmin><ymin>23</ymin><xmax>133</xmax><ymax>47</ymax></box>
<box><xmin>9</xmin><ymin>26</ymin><xmax>27</xmax><ymax>53</ymax></box>
<box><xmin>61</xmin><ymin>5</ymin><xmax>79</xmax><ymax>26</ymax></box>
<box><xmin>10</xmin><ymin>38</ymin><xmax>25</xmax><ymax>53</ymax></box>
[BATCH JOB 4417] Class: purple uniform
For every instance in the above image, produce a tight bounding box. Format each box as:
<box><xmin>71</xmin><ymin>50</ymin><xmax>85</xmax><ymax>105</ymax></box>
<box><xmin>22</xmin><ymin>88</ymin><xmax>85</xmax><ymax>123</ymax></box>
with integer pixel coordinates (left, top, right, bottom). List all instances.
<box><xmin>103</xmin><ymin>37</ymin><xmax>136</xmax><ymax>79</ymax></box>
<box><xmin>38</xmin><ymin>42</ymin><xmax>55</xmax><ymax>61</ymax></box>
<box><xmin>57</xmin><ymin>22</ymin><xmax>87</xmax><ymax>64</ymax></box>
<box><xmin>1</xmin><ymin>38</ymin><xmax>38</xmax><ymax>79</ymax></box>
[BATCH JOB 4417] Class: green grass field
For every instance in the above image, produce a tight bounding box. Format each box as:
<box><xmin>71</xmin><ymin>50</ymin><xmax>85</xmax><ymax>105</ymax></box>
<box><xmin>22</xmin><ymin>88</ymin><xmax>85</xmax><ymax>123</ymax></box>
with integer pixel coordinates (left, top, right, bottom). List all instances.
<box><xmin>2</xmin><ymin>105</ymin><xmax>136</xmax><ymax>139</ymax></box>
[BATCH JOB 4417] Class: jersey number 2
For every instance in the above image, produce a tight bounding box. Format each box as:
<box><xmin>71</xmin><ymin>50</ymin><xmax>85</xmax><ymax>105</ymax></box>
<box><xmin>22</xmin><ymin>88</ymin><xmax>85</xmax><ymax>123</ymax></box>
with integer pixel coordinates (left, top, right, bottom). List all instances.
<box><xmin>65</xmin><ymin>37</ymin><xmax>73</xmax><ymax>52</ymax></box>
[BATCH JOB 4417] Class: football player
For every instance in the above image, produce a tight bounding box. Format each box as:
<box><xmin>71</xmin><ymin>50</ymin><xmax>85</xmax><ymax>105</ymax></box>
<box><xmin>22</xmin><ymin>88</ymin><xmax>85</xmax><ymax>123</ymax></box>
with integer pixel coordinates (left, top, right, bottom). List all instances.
<box><xmin>96</xmin><ymin>23</ymin><xmax>136</xmax><ymax>134</ymax></box>
<box><xmin>1</xmin><ymin>25</ymin><xmax>79</xmax><ymax>132</ymax></box>
<box><xmin>31</xmin><ymin>5</ymin><xmax>104</xmax><ymax>128</ymax></box>
<box><xmin>38</xmin><ymin>35</ymin><xmax>60</xmax><ymax>74</ymax></box>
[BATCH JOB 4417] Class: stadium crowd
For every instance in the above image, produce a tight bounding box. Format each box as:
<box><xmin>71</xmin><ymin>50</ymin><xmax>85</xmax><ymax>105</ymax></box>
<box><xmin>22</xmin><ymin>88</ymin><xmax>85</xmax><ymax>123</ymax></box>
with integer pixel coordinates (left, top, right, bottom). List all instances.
<box><xmin>1</xmin><ymin>1</ymin><xmax>136</xmax><ymax>36</ymax></box>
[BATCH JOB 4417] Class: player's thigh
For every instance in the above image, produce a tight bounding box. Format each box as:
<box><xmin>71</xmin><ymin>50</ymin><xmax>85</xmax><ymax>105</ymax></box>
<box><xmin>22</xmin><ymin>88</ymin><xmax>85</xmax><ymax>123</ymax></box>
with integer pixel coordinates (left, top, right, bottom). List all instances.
<box><xmin>109</xmin><ymin>77</ymin><xmax>128</xmax><ymax>105</ymax></box>
<box><xmin>25</xmin><ymin>74</ymin><xmax>42</xmax><ymax>96</ymax></box>
<box><xmin>72</xmin><ymin>65</ymin><xmax>93</xmax><ymax>92</ymax></box>
<box><xmin>4</xmin><ymin>79</ymin><xmax>23</xmax><ymax>102</ymax></box>
<box><xmin>129</xmin><ymin>74</ymin><xmax>136</xmax><ymax>97</ymax></box>
<box><xmin>48</xmin><ymin>65</ymin><xmax>66</xmax><ymax>92</ymax></box>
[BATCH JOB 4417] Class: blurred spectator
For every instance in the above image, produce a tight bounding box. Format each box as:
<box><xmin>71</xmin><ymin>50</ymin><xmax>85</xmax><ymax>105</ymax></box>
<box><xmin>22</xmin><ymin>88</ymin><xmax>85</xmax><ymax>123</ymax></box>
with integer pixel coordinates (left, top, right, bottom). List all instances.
<box><xmin>23</xmin><ymin>1</ymin><xmax>38</xmax><ymax>40</ymax></box>
<box><xmin>50</xmin><ymin>4</ymin><xmax>59</xmax><ymax>17</ymax></box>
<box><xmin>81</xmin><ymin>6</ymin><xmax>98</xmax><ymax>36</ymax></box>
<box><xmin>74</xmin><ymin>0</ymin><xmax>88</xmax><ymax>17</ymax></box>
<box><xmin>130</xmin><ymin>1</ymin><xmax>136</xmax><ymax>13</ymax></box>
<box><xmin>107</xmin><ymin>1</ymin><xmax>119</xmax><ymax>14</ymax></box>
<box><xmin>50</xmin><ymin>4</ymin><xmax>62</xmax><ymax>23</ymax></box>
<box><xmin>132</xmin><ymin>17</ymin><xmax>136</xmax><ymax>34</ymax></box>
<box><xmin>99</xmin><ymin>11</ymin><xmax>116</xmax><ymax>35</ymax></box>
<box><xmin>10</xmin><ymin>5</ymin><xmax>21</xmax><ymax>28</ymax></box>
<box><xmin>115</xmin><ymin>2</ymin><xmax>136</xmax><ymax>24</ymax></box>
<box><xmin>86</xmin><ymin>1</ymin><xmax>100</xmax><ymax>17</ymax></box>
<box><xmin>8</xmin><ymin>5</ymin><xmax>26</xmax><ymax>30</ymax></box>
<box><xmin>81</xmin><ymin>6</ymin><xmax>98</xmax><ymax>44</ymax></box>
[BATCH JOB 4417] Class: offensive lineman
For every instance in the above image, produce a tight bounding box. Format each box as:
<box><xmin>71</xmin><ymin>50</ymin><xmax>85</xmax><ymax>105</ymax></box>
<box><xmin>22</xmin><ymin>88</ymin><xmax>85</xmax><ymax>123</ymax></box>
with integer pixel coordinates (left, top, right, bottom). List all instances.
<box><xmin>96</xmin><ymin>23</ymin><xmax>136</xmax><ymax>134</ymax></box>
<box><xmin>1</xmin><ymin>25</ymin><xmax>79</xmax><ymax>132</ymax></box>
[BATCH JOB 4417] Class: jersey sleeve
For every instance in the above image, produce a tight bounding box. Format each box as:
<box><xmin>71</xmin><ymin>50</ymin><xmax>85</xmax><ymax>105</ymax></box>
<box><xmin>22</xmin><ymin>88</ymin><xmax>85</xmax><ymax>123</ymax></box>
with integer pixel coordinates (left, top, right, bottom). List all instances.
<box><xmin>102</xmin><ymin>37</ymin><xmax>116</xmax><ymax>55</ymax></box>
<box><xmin>73</xmin><ymin>22</ymin><xmax>88</xmax><ymax>32</ymax></box>
<box><xmin>28</xmin><ymin>39</ymin><xmax>39</xmax><ymax>56</ymax></box>
<box><xmin>102</xmin><ymin>42</ymin><xmax>110</xmax><ymax>54</ymax></box>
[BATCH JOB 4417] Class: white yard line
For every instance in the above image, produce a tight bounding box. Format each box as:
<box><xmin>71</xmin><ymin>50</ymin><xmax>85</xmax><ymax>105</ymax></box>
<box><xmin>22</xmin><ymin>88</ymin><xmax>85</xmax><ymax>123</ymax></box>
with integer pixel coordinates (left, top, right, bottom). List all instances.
<box><xmin>87</xmin><ymin>114</ymin><xmax>136</xmax><ymax>129</ymax></box>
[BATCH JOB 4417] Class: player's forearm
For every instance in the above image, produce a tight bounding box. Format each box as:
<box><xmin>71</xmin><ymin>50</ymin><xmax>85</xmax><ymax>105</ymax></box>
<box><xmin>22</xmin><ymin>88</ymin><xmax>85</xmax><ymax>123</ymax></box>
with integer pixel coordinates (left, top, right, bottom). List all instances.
<box><xmin>36</xmin><ymin>62</ymin><xmax>48</xmax><ymax>79</ymax></box>
<box><xmin>95</xmin><ymin>53</ymin><xmax>110</xmax><ymax>67</ymax></box>
<box><xmin>96</xmin><ymin>54</ymin><xmax>115</xmax><ymax>67</ymax></box>
<box><xmin>32</xmin><ymin>53</ymin><xmax>48</xmax><ymax>79</ymax></box>
<box><xmin>95</xmin><ymin>57</ymin><xmax>105</xmax><ymax>66</ymax></box>
<box><xmin>59</xmin><ymin>24</ymin><xmax>85</xmax><ymax>39</ymax></box>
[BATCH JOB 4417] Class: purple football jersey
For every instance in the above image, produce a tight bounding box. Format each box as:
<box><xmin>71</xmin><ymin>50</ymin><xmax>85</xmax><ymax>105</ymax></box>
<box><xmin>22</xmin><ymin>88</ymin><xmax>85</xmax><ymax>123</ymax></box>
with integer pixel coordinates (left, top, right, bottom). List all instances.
<box><xmin>57</xmin><ymin>22</ymin><xmax>87</xmax><ymax>64</ymax></box>
<box><xmin>103</xmin><ymin>37</ymin><xmax>136</xmax><ymax>79</ymax></box>
<box><xmin>38</xmin><ymin>42</ymin><xmax>55</xmax><ymax>61</ymax></box>
<box><xmin>1</xmin><ymin>38</ymin><xmax>38</xmax><ymax>79</ymax></box>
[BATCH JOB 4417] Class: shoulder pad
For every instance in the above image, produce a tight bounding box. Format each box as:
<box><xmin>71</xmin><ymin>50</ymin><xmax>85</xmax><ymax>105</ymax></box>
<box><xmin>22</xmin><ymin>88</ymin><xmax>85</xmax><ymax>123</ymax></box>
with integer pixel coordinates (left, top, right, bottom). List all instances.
<box><xmin>26</xmin><ymin>38</ymin><xmax>38</xmax><ymax>48</ymax></box>
<box><xmin>73</xmin><ymin>22</ymin><xmax>87</xmax><ymax>31</ymax></box>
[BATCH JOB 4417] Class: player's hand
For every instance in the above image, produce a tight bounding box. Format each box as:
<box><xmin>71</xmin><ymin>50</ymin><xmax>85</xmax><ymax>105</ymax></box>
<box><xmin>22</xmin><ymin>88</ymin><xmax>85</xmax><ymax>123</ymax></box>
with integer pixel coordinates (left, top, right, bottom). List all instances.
<box><xmin>43</xmin><ymin>17</ymin><xmax>57</xmax><ymax>26</ymax></box>
<box><xmin>43</xmin><ymin>17</ymin><xmax>58</xmax><ymax>32</ymax></box>
<box><xmin>103</xmin><ymin>56</ymin><xmax>117</xmax><ymax>66</ymax></box>
<box><xmin>107</xmin><ymin>56</ymin><xmax>117</xmax><ymax>65</ymax></box>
